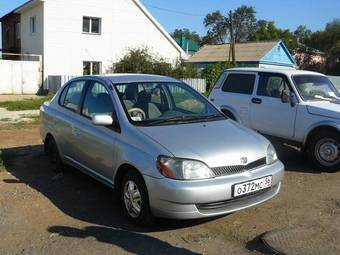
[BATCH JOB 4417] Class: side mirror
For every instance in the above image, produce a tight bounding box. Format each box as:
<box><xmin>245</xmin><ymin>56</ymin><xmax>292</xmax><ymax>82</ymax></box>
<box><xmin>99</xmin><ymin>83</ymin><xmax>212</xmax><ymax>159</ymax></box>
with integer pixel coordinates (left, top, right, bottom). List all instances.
<box><xmin>289</xmin><ymin>92</ymin><xmax>298</xmax><ymax>107</ymax></box>
<box><xmin>281</xmin><ymin>91</ymin><xmax>290</xmax><ymax>103</ymax></box>
<box><xmin>92</xmin><ymin>114</ymin><xmax>113</xmax><ymax>126</ymax></box>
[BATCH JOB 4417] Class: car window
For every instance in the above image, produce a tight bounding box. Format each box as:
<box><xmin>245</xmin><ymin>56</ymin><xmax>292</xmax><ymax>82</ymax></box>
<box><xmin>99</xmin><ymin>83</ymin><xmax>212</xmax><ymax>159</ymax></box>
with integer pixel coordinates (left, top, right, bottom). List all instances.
<box><xmin>257</xmin><ymin>73</ymin><xmax>290</xmax><ymax>98</ymax></box>
<box><xmin>82</xmin><ymin>82</ymin><xmax>114</xmax><ymax>118</ymax></box>
<box><xmin>61</xmin><ymin>81</ymin><xmax>86</xmax><ymax>111</ymax></box>
<box><xmin>168</xmin><ymin>85</ymin><xmax>205</xmax><ymax>114</ymax></box>
<box><xmin>222</xmin><ymin>74</ymin><xmax>255</xmax><ymax>95</ymax></box>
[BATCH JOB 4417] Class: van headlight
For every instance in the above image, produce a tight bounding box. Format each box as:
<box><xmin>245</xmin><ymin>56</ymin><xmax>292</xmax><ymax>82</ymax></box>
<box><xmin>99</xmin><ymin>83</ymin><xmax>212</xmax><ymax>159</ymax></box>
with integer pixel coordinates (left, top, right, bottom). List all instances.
<box><xmin>156</xmin><ymin>156</ymin><xmax>215</xmax><ymax>180</ymax></box>
<box><xmin>266</xmin><ymin>144</ymin><xmax>278</xmax><ymax>165</ymax></box>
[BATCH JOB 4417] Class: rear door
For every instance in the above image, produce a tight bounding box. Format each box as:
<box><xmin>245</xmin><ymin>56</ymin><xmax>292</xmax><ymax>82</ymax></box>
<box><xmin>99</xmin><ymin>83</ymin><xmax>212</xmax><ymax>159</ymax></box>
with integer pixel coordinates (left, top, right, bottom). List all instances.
<box><xmin>212</xmin><ymin>72</ymin><xmax>257</xmax><ymax>127</ymax></box>
<box><xmin>250</xmin><ymin>72</ymin><xmax>297</xmax><ymax>138</ymax></box>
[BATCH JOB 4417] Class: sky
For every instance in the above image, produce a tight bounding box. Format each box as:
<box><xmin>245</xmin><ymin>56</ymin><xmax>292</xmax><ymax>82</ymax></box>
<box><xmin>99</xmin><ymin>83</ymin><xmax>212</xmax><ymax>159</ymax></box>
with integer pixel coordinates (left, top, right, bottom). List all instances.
<box><xmin>0</xmin><ymin>0</ymin><xmax>340</xmax><ymax>41</ymax></box>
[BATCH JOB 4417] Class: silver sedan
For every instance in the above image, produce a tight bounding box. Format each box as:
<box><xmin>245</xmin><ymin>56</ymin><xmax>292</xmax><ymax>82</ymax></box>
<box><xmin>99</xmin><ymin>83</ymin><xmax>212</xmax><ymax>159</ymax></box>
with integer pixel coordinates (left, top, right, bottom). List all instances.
<box><xmin>40</xmin><ymin>74</ymin><xmax>284</xmax><ymax>224</ymax></box>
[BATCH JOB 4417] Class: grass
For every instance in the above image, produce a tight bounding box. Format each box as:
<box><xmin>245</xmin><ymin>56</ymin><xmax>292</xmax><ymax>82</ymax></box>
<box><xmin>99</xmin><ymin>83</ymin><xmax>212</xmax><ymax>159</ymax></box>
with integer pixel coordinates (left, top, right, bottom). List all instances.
<box><xmin>0</xmin><ymin>94</ymin><xmax>54</xmax><ymax>111</ymax></box>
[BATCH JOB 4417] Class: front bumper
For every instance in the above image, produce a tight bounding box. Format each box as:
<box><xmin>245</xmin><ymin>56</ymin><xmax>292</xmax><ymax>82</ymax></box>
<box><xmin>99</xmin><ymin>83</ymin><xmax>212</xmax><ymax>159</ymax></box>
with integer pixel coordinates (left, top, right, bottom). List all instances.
<box><xmin>144</xmin><ymin>160</ymin><xmax>284</xmax><ymax>219</ymax></box>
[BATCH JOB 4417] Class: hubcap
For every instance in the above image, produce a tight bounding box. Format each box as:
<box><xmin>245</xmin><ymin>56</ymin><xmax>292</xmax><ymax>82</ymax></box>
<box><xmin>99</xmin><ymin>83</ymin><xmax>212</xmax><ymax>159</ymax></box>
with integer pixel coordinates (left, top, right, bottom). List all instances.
<box><xmin>315</xmin><ymin>138</ymin><xmax>340</xmax><ymax>166</ymax></box>
<box><xmin>123</xmin><ymin>180</ymin><xmax>142</xmax><ymax>218</ymax></box>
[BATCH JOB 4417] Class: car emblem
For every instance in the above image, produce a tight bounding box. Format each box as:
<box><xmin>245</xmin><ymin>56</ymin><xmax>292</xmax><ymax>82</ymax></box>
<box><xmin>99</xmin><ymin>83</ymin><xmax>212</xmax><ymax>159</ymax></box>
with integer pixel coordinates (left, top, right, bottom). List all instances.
<box><xmin>240</xmin><ymin>157</ymin><xmax>248</xmax><ymax>164</ymax></box>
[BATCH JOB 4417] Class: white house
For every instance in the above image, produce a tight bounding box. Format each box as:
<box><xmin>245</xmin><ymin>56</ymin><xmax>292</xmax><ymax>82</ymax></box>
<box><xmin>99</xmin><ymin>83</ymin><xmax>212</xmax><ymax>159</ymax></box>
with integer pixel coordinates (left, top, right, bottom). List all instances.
<box><xmin>1</xmin><ymin>0</ymin><xmax>187</xmax><ymax>84</ymax></box>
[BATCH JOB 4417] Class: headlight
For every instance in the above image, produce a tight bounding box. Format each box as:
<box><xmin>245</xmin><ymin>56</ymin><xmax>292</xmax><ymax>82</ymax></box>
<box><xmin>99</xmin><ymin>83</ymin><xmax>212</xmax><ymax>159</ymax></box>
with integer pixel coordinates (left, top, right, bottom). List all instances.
<box><xmin>266</xmin><ymin>144</ymin><xmax>278</xmax><ymax>165</ymax></box>
<box><xmin>156</xmin><ymin>156</ymin><xmax>215</xmax><ymax>180</ymax></box>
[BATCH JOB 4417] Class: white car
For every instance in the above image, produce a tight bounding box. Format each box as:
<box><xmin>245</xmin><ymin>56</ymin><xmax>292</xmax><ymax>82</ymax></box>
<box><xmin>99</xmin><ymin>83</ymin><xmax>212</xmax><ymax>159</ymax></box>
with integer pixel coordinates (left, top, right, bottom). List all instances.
<box><xmin>209</xmin><ymin>68</ymin><xmax>340</xmax><ymax>172</ymax></box>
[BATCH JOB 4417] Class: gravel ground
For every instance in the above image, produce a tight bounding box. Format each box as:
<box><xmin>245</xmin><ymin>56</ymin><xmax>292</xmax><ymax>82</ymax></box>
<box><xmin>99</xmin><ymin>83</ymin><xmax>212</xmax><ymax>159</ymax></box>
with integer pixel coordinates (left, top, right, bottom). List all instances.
<box><xmin>0</xmin><ymin>124</ymin><xmax>339</xmax><ymax>255</ymax></box>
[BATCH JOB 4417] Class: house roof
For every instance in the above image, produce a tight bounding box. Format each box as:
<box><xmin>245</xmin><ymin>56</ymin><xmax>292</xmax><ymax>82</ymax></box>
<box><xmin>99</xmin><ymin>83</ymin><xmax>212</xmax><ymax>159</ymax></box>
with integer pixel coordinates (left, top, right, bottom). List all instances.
<box><xmin>188</xmin><ymin>41</ymin><xmax>280</xmax><ymax>63</ymax></box>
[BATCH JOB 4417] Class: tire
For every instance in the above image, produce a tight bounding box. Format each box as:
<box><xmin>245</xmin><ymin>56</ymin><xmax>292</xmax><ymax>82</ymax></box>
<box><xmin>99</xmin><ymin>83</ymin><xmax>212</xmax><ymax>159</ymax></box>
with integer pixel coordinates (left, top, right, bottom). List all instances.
<box><xmin>46</xmin><ymin>137</ymin><xmax>64</xmax><ymax>173</ymax></box>
<box><xmin>307</xmin><ymin>130</ymin><xmax>340</xmax><ymax>172</ymax></box>
<box><xmin>121</xmin><ymin>170</ymin><xmax>154</xmax><ymax>225</ymax></box>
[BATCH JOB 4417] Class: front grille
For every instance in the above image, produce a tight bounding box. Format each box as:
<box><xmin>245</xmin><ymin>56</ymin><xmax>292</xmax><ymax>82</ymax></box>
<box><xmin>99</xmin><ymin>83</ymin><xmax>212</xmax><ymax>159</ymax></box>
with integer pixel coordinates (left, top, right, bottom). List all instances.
<box><xmin>196</xmin><ymin>187</ymin><xmax>272</xmax><ymax>211</ymax></box>
<box><xmin>211</xmin><ymin>157</ymin><xmax>266</xmax><ymax>177</ymax></box>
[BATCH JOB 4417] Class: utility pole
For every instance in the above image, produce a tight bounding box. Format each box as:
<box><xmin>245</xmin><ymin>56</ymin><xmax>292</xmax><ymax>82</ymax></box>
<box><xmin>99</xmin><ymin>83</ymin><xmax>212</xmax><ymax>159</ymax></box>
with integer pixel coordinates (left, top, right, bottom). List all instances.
<box><xmin>229</xmin><ymin>11</ymin><xmax>236</xmax><ymax>66</ymax></box>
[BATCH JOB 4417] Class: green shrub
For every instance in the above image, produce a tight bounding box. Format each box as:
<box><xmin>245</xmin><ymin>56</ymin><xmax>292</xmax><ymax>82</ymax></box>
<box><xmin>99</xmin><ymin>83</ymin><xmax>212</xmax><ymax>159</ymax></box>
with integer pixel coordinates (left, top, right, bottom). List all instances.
<box><xmin>201</xmin><ymin>62</ymin><xmax>234</xmax><ymax>93</ymax></box>
<box><xmin>108</xmin><ymin>47</ymin><xmax>199</xmax><ymax>79</ymax></box>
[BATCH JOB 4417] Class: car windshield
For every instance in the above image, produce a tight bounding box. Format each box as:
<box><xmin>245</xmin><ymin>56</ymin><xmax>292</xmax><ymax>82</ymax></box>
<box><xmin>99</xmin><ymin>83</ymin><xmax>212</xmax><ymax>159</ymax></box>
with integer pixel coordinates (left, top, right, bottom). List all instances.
<box><xmin>292</xmin><ymin>75</ymin><xmax>340</xmax><ymax>101</ymax></box>
<box><xmin>114</xmin><ymin>82</ymin><xmax>224</xmax><ymax>126</ymax></box>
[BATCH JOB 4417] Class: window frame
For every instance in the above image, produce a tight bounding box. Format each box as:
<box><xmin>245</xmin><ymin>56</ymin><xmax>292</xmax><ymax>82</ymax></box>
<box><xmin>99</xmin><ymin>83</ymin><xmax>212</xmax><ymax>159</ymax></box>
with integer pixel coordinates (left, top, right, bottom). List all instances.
<box><xmin>82</xmin><ymin>16</ymin><xmax>102</xmax><ymax>35</ymax></box>
<box><xmin>256</xmin><ymin>72</ymin><xmax>293</xmax><ymax>98</ymax></box>
<box><xmin>29</xmin><ymin>16</ymin><xmax>36</xmax><ymax>34</ymax></box>
<box><xmin>222</xmin><ymin>73</ymin><xmax>256</xmax><ymax>95</ymax></box>
<box><xmin>83</xmin><ymin>61</ymin><xmax>102</xmax><ymax>75</ymax></box>
<box><xmin>58</xmin><ymin>80</ymin><xmax>88</xmax><ymax>113</ymax></box>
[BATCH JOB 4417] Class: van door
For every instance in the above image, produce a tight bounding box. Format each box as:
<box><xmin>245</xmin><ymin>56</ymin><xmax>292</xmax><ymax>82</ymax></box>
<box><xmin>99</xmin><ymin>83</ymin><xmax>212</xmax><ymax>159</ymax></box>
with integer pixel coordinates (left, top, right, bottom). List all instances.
<box><xmin>250</xmin><ymin>72</ymin><xmax>297</xmax><ymax>138</ymax></box>
<box><xmin>213</xmin><ymin>72</ymin><xmax>257</xmax><ymax>127</ymax></box>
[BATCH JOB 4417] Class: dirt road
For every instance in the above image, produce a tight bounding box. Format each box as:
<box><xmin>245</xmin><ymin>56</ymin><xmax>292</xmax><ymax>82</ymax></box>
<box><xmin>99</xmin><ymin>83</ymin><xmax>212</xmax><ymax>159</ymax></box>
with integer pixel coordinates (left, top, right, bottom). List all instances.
<box><xmin>0</xmin><ymin>124</ymin><xmax>339</xmax><ymax>255</ymax></box>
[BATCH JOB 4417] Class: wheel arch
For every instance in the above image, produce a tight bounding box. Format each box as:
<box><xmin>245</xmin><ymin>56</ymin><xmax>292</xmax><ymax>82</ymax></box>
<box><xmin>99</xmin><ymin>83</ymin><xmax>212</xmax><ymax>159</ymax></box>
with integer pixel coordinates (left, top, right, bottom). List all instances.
<box><xmin>114</xmin><ymin>163</ymin><xmax>144</xmax><ymax>193</ymax></box>
<box><xmin>220</xmin><ymin>106</ymin><xmax>240</xmax><ymax>122</ymax></box>
<box><xmin>303</xmin><ymin>123</ymin><xmax>340</xmax><ymax>148</ymax></box>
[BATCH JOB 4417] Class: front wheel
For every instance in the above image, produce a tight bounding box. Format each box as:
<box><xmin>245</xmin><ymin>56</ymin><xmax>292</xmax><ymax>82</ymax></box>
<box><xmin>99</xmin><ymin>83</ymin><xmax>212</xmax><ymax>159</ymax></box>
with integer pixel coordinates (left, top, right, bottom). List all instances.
<box><xmin>307</xmin><ymin>130</ymin><xmax>340</xmax><ymax>172</ymax></box>
<box><xmin>121</xmin><ymin>171</ymin><xmax>154</xmax><ymax>225</ymax></box>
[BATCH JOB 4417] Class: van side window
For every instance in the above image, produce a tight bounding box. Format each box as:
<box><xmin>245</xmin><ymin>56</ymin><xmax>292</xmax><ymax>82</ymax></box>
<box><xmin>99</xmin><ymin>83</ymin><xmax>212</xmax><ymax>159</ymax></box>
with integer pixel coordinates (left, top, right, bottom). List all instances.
<box><xmin>222</xmin><ymin>74</ymin><xmax>255</xmax><ymax>95</ymax></box>
<box><xmin>61</xmin><ymin>81</ymin><xmax>86</xmax><ymax>112</ymax></box>
<box><xmin>257</xmin><ymin>73</ymin><xmax>290</xmax><ymax>98</ymax></box>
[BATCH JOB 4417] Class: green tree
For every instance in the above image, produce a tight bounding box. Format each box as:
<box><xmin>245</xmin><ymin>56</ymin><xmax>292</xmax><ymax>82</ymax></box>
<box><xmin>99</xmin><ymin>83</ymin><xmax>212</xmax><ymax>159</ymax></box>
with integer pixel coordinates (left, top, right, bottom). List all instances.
<box><xmin>250</xmin><ymin>20</ymin><xmax>297</xmax><ymax>52</ymax></box>
<box><xmin>326</xmin><ymin>42</ymin><xmax>340</xmax><ymax>75</ymax></box>
<box><xmin>227</xmin><ymin>5</ymin><xmax>257</xmax><ymax>42</ymax></box>
<box><xmin>294</xmin><ymin>25</ymin><xmax>312</xmax><ymax>44</ymax></box>
<box><xmin>203</xmin><ymin>11</ymin><xmax>227</xmax><ymax>44</ymax></box>
<box><xmin>171</xmin><ymin>28</ymin><xmax>201</xmax><ymax>45</ymax></box>
<box><xmin>203</xmin><ymin>6</ymin><xmax>256</xmax><ymax>44</ymax></box>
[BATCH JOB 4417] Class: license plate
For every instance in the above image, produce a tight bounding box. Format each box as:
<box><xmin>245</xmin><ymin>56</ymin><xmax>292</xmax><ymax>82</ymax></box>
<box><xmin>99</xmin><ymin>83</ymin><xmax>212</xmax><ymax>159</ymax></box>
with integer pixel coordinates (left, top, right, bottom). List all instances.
<box><xmin>233</xmin><ymin>176</ymin><xmax>272</xmax><ymax>197</ymax></box>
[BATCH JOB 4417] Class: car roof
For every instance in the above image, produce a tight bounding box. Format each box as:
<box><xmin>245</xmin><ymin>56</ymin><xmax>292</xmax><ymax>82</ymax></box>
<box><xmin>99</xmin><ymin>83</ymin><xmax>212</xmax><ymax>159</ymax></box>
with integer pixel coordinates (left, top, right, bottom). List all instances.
<box><xmin>84</xmin><ymin>73</ymin><xmax>180</xmax><ymax>84</ymax></box>
<box><xmin>225</xmin><ymin>67</ymin><xmax>326</xmax><ymax>76</ymax></box>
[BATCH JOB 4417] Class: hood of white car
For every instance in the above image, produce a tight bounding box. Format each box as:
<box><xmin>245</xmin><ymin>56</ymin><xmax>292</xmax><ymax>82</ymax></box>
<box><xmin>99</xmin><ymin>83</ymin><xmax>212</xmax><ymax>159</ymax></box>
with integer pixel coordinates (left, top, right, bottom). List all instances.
<box><xmin>137</xmin><ymin>119</ymin><xmax>269</xmax><ymax>168</ymax></box>
<box><xmin>306</xmin><ymin>100</ymin><xmax>340</xmax><ymax>120</ymax></box>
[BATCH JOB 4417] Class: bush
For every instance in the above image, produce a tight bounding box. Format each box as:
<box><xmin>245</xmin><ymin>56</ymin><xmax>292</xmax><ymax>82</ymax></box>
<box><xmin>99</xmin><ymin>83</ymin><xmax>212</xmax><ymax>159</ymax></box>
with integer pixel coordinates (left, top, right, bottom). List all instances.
<box><xmin>108</xmin><ymin>47</ymin><xmax>199</xmax><ymax>79</ymax></box>
<box><xmin>201</xmin><ymin>62</ymin><xmax>234</xmax><ymax>92</ymax></box>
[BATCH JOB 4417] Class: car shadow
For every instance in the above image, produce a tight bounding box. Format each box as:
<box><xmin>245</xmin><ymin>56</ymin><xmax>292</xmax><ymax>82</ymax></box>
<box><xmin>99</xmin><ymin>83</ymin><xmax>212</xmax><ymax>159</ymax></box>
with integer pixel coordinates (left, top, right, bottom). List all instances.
<box><xmin>47</xmin><ymin>225</ymin><xmax>199</xmax><ymax>255</ymax></box>
<box><xmin>1</xmin><ymin>145</ymin><xmax>218</xmax><ymax>233</ymax></box>
<box><xmin>269</xmin><ymin>139</ymin><xmax>323</xmax><ymax>174</ymax></box>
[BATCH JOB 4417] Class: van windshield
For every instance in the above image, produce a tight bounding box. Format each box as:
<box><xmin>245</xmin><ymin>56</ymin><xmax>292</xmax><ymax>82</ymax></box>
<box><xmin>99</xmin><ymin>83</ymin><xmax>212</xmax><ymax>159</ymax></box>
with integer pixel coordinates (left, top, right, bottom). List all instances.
<box><xmin>292</xmin><ymin>75</ymin><xmax>340</xmax><ymax>101</ymax></box>
<box><xmin>114</xmin><ymin>82</ymin><xmax>224</xmax><ymax>126</ymax></box>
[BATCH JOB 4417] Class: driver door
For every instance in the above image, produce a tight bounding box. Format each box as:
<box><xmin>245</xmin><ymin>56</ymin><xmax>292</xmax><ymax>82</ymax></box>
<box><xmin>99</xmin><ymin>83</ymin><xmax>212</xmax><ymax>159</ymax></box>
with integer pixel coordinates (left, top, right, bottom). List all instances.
<box><xmin>250</xmin><ymin>72</ymin><xmax>297</xmax><ymax>139</ymax></box>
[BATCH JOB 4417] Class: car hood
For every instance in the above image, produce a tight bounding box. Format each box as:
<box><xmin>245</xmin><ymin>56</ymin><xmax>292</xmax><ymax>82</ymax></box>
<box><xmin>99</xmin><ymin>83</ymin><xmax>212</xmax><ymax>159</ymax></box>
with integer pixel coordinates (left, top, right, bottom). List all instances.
<box><xmin>306</xmin><ymin>100</ymin><xmax>340</xmax><ymax>120</ymax></box>
<box><xmin>137</xmin><ymin>119</ymin><xmax>269</xmax><ymax>168</ymax></box>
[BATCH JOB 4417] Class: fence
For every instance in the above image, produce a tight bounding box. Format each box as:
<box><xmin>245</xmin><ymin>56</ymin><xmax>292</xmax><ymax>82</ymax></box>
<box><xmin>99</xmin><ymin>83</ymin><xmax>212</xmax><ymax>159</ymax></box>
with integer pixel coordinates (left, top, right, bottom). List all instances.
<box><xmin>0</xmin><ymin>53</ymin><xmax>42</xmax><ymax>94</ymax></box>
<box><xmin>328</xmin><ymin>76</ymin><xmax>340</xmax><ymax>91</ymax></box>
<box><xmin>47</xmin><ymin>75</ymin><xmax>207</xmax><ymax>93</ymax></box>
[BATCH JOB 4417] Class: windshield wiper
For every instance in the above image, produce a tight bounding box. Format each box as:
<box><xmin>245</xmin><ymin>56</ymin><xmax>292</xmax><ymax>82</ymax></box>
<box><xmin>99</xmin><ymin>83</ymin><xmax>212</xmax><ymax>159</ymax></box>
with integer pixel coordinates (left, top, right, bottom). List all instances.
<box><xmin>142</xmin><ymin>114</ymin><xmax>224</xmax><ymax>126</ymax></box>
<box><xmin>314</xmin><ymin>95</ymin><xmax>340</xmax><ymax>102</ymax></box>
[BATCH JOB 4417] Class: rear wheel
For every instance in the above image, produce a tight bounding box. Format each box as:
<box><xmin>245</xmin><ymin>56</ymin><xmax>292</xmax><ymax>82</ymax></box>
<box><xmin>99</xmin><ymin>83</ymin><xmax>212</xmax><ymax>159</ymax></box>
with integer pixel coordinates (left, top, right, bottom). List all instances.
<box><xmin>46</xmin><ymin>137</ymin><xmax>64</xmax><ymax>173</ymax></box>
<box><xmin>307</xmin><ymin>130</ymin><xmax>340</xmax><ymax>172</ymax></box>
<box><xmin>121</xmin><ymin>171</ymin><xmax>154</xmax><ymax>225</ymax></box>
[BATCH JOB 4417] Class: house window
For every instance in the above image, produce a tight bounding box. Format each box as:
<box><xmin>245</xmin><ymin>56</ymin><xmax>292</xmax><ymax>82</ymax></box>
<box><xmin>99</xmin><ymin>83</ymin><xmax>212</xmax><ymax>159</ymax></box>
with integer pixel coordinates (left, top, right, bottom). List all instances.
<box><xmin>30</xmin><ymin>16</ymin><xmax>36</xmax><ymax>34</ymax></box>
<box><xmin>83</xmin><ymin>61</ymin><xmax>102</xmax><ymax>75</ymax></box>
<box><xmin>15</xmin><ymin>22</ymin><xmax>21</xmax><ymax>40</ymax></box>
<box><xmin>82</xmin><ymin>17</ymin><xmax>101</xmax><ymax>34</ymax></box>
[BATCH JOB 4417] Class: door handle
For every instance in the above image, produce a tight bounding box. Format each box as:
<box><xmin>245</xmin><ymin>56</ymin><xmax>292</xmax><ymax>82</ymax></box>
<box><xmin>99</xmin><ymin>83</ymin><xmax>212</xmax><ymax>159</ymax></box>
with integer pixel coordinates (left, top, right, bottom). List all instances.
<box><xmin>252</xmin><ymin>98</ymin><xmax>262</xmax><ymax>104</ymax></box>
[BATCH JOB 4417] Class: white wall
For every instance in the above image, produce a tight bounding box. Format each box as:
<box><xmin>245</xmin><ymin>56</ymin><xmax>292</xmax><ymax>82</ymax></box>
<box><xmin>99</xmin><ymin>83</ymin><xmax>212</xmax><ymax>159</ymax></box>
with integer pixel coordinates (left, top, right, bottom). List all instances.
<box><xmin>42</xmin><ymin>0</ymin><xmax>185</xmax><ymax>80</ymax></box>
<box><xmin>20</xmin><ymin>3</ymin><xmax>44</xmax><ymax>55</ymax></box>
<box><xmin>0</xmin><ymin>59</ymin><xmax>42</xmax><ymax>94</ymax></box>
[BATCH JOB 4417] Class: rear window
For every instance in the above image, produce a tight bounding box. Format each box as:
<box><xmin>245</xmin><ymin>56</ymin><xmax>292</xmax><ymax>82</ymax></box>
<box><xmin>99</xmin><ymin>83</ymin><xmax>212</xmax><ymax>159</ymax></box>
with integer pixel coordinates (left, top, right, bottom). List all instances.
<box><xmin>222</xmin><ymin>74</ymin><xmax>255</xmax><ymax>95</ymax></box>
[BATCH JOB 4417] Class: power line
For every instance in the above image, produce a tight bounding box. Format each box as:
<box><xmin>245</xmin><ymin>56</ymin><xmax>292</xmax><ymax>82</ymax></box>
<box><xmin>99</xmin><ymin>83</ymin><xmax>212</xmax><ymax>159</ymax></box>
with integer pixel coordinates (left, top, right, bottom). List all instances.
<box><xmin>141</xmin><ymin>2</ymin><xmax>205</xmax><ymax>17</ymax></box>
